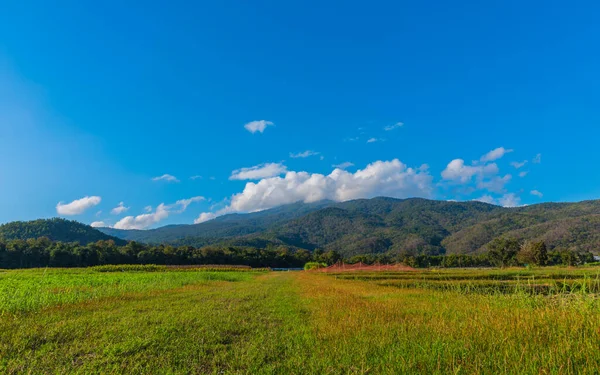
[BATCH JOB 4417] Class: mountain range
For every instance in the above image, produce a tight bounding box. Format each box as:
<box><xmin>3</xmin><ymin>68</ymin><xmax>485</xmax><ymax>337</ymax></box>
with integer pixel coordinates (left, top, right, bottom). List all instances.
<box><xmin>2</xmin><ymin>197</ymin><xmax>600</xmax><ymax>256</ymax></box>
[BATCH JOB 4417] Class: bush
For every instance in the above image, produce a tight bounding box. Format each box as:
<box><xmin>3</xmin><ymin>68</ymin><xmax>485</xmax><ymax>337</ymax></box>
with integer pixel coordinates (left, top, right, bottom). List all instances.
<box><xmin>304</xmin><ymin>262</ymin><xmax>327</xmax><ymax>271</ymax></box>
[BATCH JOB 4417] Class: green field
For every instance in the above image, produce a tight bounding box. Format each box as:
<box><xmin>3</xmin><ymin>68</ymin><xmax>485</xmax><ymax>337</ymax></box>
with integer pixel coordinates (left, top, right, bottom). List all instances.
<box><xmin>1</xmin><ymin>267</ymin><xmax>600</xmax><ymax>374</ymax></box>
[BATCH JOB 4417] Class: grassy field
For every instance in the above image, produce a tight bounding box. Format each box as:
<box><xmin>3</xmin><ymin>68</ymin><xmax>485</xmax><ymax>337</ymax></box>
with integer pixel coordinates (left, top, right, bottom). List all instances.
<box><xmin>1</xmin><ymin>267</ymin><xmax>600</xmax><ymax>374</ymax></box>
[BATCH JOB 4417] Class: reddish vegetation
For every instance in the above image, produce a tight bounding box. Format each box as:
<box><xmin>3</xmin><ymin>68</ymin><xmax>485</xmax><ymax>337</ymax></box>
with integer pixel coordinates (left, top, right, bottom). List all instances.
<box><xmin>316</xmin><ymin>262</ymin><xmax>417</xmax><ymax>272</ymax></box>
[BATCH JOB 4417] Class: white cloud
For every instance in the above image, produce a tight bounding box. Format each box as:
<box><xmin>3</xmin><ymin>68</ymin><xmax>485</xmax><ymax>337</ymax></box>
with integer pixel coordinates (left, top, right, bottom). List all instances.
<box><xmin>190</xmin><ymin>175</ymin><xmax>202</xmax><ymax>180</ymax></box>
<box><xmin>113</xmin><ymin>196</ymin><xmax>205</xmax><ymax>230</ymax></box>
<box><xmin>473</xmin><ymin>195</ymin><xmax>496</xmax><ymax>204</ymax></box>
<box><xmin>244</xmin><ymin>120</ymin><xmax>274</xmax><ymax>134</ymax></box>
<box><xmin>194</xmin><ymin>212</ymin><xmax>217</xmax><ymax>224</ymax></box>
<box><xmin>533</xmin><ymin>153</ymin><xmax>542</xmax><ymax>164</ymax></box>
<box><xmin>499</xmin><ymin>193</ymin><xmax>521</xmax><ymax>207</ymax></box>
<box><xmin>110</xmin><ymin>202</ymin><xmax>130</xmax><ymax>215</ymax></box>
<box><xmin>152</xmin><ymin>174</ymin><xmax>179</xmax><ymax>183</ymax></box>
<box><xmin>114</xmin><ymin>204</ymin><xmax>169</xmax><ymax>230</ymax></box>
<box><xmin>441</xmin><ymin>159</ymin><xmax>498</xmax><ymax>183</ymax></box>
<box><xmin>384</xmin><ymin>122</ymin><xmax>404</xmax><ymax>131</ymax></box>
<box><xmin>367</xmin><ymin>138</ymin><xmax>379</xmax><ymax>143</ymax></box>
<box><xmin>290</xmin><ymin>150</ymin><xmax>320</xmax><ymax>158</ymax></box>
<box><xmin>95</xmin><ymin>211</ymin><xmax>102</xmax><ymax>217</ymax></box>
<box><xmin>519</xmin><ymin>171</ymin><xmax>528</xmax><ymax>178</ymax></box>
<box><xmin>476</xmin><ymin>174</ymin><xmax>512</xmax><ymax>194</ymax></box>
<box><xmin>480</xmin><ymin>147</ymin><xmax>513</xmax><ymax>163</ymax></box>
<box><xmin>90</xmin><ymin>221</ymin><xmax>106</xmax><ymax>228</ymax></box>
<box><xmin>197</xmin><ymin>159</ymin><xmax>433</xmax><ymax>220</ymax></box>
<box><xmin>56</xmin><ymin>196</ymin><xmax>102</xmax><ymax>215</ymax></box>
<box><xmin>230</xmin><ymin>162</ymin><xmax>287</xmax><ymax>180</ymax></box>
<box><xmin>530</xmin><ymin>190</ymin><xmax>543</xmax><ymax>198</ymax></box>
<box><xmin>332</xmin><ymin>162</ymin><xmax>354</xmax><ymax>169</ymax></box>
<box><xmin>144</xmin><ymin>205</ymin><xmax>153</xmax><ymax>212</ymax></box>
<box><xmin>344</xmin><ymin>137</ymin><xmax>359</xmax><ymax>142</ymax></box>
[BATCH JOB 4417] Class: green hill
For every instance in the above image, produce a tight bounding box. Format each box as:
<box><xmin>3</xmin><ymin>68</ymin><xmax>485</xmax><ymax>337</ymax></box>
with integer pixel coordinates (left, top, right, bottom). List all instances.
<box><xmin>0</xmin><ymin>218</ymin><xmax>127</xmax><ymax>245</ymax></box>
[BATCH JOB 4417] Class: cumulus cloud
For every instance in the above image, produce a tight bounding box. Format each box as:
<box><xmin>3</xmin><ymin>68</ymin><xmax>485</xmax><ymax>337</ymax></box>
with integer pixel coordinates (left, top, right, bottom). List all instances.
<box><xmin>441</xmin><ymin>159</ymin><xmax>498</xmax><ymax>183</ymax></box>
<box><xmin>530</xmin><ymin>190</ymin><xmax>543</xmax><ymax>198</ymax></box>
<box><xmin>510</xmin><ymin>160</ymin><xmax>527</xmax><ymax>169</ymax></box>
<box><xmin>533</xmin><ymin>153</ymin><xmax>542</xmax><ymax>164</ymax></box>
<box><xmin>290</xmin><ymin>150</ymin><xmax>320</xmax><ymax>158</ymax></box>
<box><xmin>244</xmin><ymin>120</ymin><xmax>274</xmax><ymax>134</ymax></box>
<box><xmin>196</xmin><ymin>159</ymin><xmax>433</xmax><ymax>221</ymax></box>
<box><xmin>480</xmin><ymin>147</ymin><xmax>513</xmax><ymax>163</ymax></box>
<box><xmin>152</xmin><ymin>174</ymin><xmax>179</xmax><ymax>183</ymax></box>
<box><xmin>474</xmin><ymin>193</ymin><xmax>521</xmax><ymax>207</ymax></box>
<box><xmin>194</xmin><ymin>212</ymin><xmax>218</xmax><ymax>224</ymax></box>
<box><xmin>90</xmin><ymin>221</ymin><xmax>106</xmax><ymax>228</ymax></box>
<box><xmin>498</xmin><ymin>193</ymin><xmax>521</xmax><ymax>207</ymax></box>
<box><xmin>110</xmin><ymin>202</ymin><xmax>129</xmax><ymax>215</ymax></box>
<box><xmin>384</xmin><ymin>122</ymin><xmax>404</xmax><ymax>131</ymax></box>
<box><xmin>230</xmin><ymin>162</ymin><xmax>287</xmax><ymax>180</ymax></box>
<box><xmin>332</xmin><ymin>162</ymin><xmax>354</xmax><ymax>169</ymax></box>
<box><xmin>473</xmin><ymin>195</ymin><xmax>496</xmax><ymax>204</ymax></box>
<box><xmin>476</xmin><ymin>174</ymin><xmax>512</xmax><ymax>194</ymax></box>
<box><xmin>114</xmin><ymin>196</ymin><xmax>204</xmax><ymax>229</ymax></box>
<box><xmin>56</xmin><ymin>196</ymin><xmax>102</xmax><ymax>215</ymax></box>
<box><xmin>114</xmin><ymin>204</ymin><xmax>169</xmax><ymax>230</ymax></box>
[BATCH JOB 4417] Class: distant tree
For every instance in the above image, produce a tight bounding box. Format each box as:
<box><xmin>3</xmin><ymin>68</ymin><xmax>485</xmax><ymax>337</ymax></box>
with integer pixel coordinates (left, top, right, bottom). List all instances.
<box><xmin>517</xmin><ymin>240</ymin><xmax>548</xmax><ymax>266</ymax></box>
<box><xmin>320</xmin><ymin>250</ymin><xmax>342</xmax><ymax>265</ymax></box>
<box><xmin>487</xmin><ymin>237</ymin><xmax>521</xmax><ymax>267</ymax></box>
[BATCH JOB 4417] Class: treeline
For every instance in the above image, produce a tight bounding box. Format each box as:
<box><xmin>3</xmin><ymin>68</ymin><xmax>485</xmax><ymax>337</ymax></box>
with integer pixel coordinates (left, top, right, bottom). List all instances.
<box><xmin>348</xmin><ymin>238</ymin><xmax>596</xmax><ymax>268</ymax></box>
<box><xmin>0</xmin><ymin>237</ymin><xmax>340</xmax><ymax>269</ymax></box>
<box><xmin>0</xmin><ymin>237</ymin><xmax>595</xmax><ymax>269</ymax></box>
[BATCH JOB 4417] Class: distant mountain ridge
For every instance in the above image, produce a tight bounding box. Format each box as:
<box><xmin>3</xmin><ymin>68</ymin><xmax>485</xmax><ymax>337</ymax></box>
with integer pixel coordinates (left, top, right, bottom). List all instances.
<box><xmin>97</xmin><ymin>197</ymin><xmax>600</xmax><ymax>256</ymax></box>
<box><xmin>4</xmin><ymin>198</ymin><xmax>600</xmax><ymax>256</ymax></box>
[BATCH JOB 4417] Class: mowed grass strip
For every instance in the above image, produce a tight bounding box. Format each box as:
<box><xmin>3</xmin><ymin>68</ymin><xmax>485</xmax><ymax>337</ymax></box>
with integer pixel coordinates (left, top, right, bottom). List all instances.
<box><xmin>0</xmin><ymin>272</ymin><xmax>315</xmax><ymax>374</ymax></box>
<box><xmin>294</xmin><ymin>272</ymin><xmax>600</xmax><ymax>375</ymax></box>
<box><xmin>0</xmin><ymin>268</ymin><xmax>257</xmax><ymax>314</ymax></box>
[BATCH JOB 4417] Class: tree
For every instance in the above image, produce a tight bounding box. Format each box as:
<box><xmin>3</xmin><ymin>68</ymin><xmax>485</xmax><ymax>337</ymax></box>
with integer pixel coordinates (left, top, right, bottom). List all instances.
<box><xmin>487</xmin><ymin>237</ymin><xmax>521</xmax><ymax>267</ymax></box>
<box><xmin>517</xmin><ymin>240</ymin><xmax>548</xmax><ymax>266</ymax></box>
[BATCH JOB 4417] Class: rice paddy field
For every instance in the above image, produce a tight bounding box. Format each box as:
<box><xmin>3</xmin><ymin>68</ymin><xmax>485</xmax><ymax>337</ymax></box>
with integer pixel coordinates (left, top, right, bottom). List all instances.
<box><xmin>1</xmin><ymin>266</ymin><xmax>600</xmax><ymax>374</ymax></box>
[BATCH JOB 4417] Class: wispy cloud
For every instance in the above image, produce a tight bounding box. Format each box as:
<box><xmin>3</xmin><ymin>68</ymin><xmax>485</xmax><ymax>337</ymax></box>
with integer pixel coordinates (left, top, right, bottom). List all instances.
<box><xmin>480</xmin><ymin>147</ymin><xmax>513</xmax><ymax>163</ymax></box>
<box><xmin>90</xmin><ymin>221</ymin><xmax>106</xmax><ymax>228</ymax></box>
<box><xmin>230</xmin><ymin>162</ymin><xmax>287</xmax><ymax>180</ymax></box>
<box><xmin>384</xmin><ymin>122</ymin><xmax>404</xmax><ymax>131</ymax></box>
<box><xmin>244</xmin><ymin>120</ymin><xmax>274</xmax><ymax>134</ymax></box>
<box><xmin>332</xmin><ymin>162</ymin><xmax>354</xmax><ymax>169</ymax></box>
<box><xmin>190</xmin><ymin>175</ymin><xmax>202</xmax><ymax>180</ymax></box>
<box><xmin>152</xmin><ymin>174</ymin><xmax>179</xmax><ymax>183</ymax></box>
<box><xmin>510</xmin><ymin>160</ymin><xmax>527</xmax><ymax>169</ymax></box>
<box><xmin>533</xmin><ymin>153</ymin><xmax>542</xmax><ymax>164</ymax></box>
<box><xmin>530</xmin><ymin>190</ymin><xmax>543</xmax><ymax>198</ymax></box>
<box><xmin>290</xmin><ymin>150</ymin><xmax>320</xmax><ymax>158</ymax></box>
<box><xmin>367</xmin><ymin>138</ymin><xmax>379</xmax><ymax>143</ymax></box>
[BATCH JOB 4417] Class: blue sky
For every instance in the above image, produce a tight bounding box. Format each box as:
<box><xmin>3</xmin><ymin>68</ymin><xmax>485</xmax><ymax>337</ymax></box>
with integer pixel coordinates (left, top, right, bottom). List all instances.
<box><xmin>1</xmin><ymin>0</ymin><xmax>599</xmax><ymax>228</ymax></box>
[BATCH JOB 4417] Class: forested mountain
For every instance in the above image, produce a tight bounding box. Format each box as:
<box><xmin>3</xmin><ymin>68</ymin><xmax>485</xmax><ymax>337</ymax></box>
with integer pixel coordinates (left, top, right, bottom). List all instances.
<box><xmin>6</xmin><ymin>198</ymin><xmax>600</xmax><ymax>257</ymax></box>
<box><xmin>99</xmin><ymin>200</ymin><xmax>333</xmax><ymax>244</ymax></box>
<box><xmin>0</xmin><ymin>218</ymin><xmax>127</xmax><ymax>245</ymax></box>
